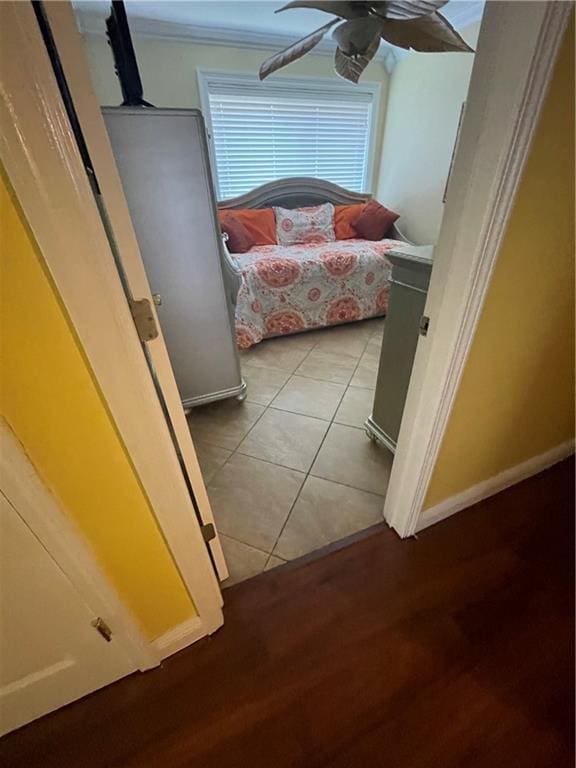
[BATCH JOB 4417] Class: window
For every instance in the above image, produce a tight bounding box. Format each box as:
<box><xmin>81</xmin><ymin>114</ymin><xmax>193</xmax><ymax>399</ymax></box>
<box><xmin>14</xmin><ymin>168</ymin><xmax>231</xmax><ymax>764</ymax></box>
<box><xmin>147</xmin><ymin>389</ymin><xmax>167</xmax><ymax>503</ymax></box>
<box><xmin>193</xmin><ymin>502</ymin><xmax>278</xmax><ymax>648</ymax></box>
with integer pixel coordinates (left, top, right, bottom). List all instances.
<box><xmin>199</xmin><ymin>72</ymin><xmax>379</xmax><ymax>199</ymax></box>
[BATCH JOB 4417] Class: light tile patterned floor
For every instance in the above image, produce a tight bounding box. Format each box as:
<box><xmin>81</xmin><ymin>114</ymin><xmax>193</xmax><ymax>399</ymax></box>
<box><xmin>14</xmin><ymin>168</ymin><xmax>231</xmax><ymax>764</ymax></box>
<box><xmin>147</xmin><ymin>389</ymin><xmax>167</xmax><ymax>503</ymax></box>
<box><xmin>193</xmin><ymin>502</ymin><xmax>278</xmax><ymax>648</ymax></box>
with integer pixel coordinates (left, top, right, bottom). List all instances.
<box><xmin>187</xmin><ymin>317</ymin><xmax>393</xmax><ymax>587</ymax></box>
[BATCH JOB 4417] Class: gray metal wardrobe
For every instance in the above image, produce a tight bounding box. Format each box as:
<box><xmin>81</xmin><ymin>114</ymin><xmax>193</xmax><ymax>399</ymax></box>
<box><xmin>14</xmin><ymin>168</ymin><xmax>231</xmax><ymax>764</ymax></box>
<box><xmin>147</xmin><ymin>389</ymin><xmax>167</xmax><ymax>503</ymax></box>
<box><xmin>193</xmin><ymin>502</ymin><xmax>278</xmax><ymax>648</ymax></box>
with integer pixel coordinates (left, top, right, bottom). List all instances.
<box><xmin>103</xmin><ymin>107</ymin><xmax>244</xmax><ymax>409</ymax></box>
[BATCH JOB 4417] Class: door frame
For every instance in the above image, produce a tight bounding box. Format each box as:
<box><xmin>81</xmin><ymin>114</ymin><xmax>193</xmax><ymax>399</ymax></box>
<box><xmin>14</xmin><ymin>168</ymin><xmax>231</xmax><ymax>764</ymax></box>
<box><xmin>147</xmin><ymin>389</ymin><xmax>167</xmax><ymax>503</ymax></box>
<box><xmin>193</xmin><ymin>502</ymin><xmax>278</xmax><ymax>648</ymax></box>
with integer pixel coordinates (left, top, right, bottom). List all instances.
<box><xmin>0</xmin><ymin>420</ymin><xmax>158</xmax><ymax>672</ymax></box>
<box><xmin>60</xmin><ymin>0</ymin><xmax>571</xmax><ymax>542</ymax></box>
<box><xmin>383</xmin><ymin>0</ymin><xmax>572</xmax><ymax>536</ymax></box>
<box><xmin>0</xmin><ymin>1</ymin><xmax>223</xmax><ymax>649</ymax></box>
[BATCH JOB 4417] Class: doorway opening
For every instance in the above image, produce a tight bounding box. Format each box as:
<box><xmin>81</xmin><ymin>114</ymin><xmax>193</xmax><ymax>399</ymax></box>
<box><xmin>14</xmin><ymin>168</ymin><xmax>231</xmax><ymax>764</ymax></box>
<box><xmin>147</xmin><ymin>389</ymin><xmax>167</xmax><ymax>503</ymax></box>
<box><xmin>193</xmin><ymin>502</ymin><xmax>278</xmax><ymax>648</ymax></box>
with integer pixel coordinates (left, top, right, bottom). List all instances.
<box><xmin>69</xmin><ymin>0</ymin><xmax>484</xmax><ymax>586</ymax></box>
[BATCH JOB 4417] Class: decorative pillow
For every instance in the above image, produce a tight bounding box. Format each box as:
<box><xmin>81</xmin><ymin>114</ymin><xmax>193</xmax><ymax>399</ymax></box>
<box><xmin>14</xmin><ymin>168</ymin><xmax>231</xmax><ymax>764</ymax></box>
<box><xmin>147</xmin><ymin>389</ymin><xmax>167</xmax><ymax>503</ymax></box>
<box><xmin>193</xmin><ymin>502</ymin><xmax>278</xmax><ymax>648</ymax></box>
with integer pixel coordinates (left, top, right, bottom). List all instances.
<box><xmin>218</xmin><ymin>208</ymin><xmax>277</xmax><ymax>246</ymax></box>
<box><xmin>353</xmin><ymin>200</ymin><xmax>400</xmax><ymax>241</ymax></box>
<box><xmin>218</xmin><ymin>213</ymin><xmax>254</xmax><ymax>253</ymax></box>
<box><xmin>274</xmin><ymin>203</ymin><xmax>336</xmax><ymax>246</ymax></box>
<box><xmin>334</xmin><ymin>203</ymin><xmax>366</xmax><ymax>240</ymax></box>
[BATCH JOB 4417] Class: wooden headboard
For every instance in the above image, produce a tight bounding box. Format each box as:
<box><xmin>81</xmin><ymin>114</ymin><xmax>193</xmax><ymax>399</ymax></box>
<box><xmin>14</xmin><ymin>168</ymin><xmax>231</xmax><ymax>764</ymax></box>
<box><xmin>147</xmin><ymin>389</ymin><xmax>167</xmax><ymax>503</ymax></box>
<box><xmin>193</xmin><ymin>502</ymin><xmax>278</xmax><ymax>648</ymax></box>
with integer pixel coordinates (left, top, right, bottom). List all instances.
<box><xmin>218</xmin><ymin>177</ymin><xmax>409</xmax><ymax>243</ymax></box>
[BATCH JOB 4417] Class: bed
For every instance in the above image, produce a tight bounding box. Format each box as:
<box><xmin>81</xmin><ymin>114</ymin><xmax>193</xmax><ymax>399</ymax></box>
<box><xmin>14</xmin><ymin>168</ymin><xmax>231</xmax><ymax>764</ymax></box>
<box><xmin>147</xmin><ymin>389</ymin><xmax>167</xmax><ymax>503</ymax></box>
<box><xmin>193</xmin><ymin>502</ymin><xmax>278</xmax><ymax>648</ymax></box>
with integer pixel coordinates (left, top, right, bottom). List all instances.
<box><xmin>218</xmin><ymin>178</ymin><xmax>410</xmax><ymax>349</ymax></box>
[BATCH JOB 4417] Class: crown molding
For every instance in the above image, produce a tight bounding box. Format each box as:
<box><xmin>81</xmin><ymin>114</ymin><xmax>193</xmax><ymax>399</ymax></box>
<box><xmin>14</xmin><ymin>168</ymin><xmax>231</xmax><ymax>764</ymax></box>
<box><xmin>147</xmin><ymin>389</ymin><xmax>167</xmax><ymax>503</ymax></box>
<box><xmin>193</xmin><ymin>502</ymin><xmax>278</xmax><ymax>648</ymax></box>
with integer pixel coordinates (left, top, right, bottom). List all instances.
<box><xmin>76</xmin><ymin>12</ymin><xmax>396</xmax><ymax>73</ymax></box>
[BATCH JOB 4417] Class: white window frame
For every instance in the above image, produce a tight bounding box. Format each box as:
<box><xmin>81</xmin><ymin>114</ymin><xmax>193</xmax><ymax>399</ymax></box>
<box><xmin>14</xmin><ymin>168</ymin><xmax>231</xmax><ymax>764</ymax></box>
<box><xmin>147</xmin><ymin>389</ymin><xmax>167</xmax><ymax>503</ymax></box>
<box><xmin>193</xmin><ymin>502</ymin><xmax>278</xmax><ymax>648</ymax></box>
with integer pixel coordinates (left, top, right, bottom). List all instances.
<box><xmin>197</xmin><ymin>69</ymin><xmax>381</xmax><ymax>199</ymax></box>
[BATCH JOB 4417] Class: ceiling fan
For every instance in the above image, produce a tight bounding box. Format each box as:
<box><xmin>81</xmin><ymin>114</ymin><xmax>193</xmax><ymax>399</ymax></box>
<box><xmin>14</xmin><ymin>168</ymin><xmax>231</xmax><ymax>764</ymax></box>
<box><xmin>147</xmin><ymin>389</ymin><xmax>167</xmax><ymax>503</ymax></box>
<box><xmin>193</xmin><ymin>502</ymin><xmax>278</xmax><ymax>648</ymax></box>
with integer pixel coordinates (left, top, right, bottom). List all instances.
<box><xmin>260</xmin><ymin>0</ymin><xmax>474</xmax><ymax>83</ymax></box>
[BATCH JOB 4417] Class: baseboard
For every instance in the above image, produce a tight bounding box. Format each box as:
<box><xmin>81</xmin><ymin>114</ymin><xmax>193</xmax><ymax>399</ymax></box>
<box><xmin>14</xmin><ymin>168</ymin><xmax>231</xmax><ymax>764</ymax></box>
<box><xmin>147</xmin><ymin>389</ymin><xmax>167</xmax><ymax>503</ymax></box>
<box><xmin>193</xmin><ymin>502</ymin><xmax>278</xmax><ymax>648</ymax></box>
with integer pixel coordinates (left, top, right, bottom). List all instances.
<box><xmin>416</xmin><ymin>439</ymin><xmax>575</xmax><ymax>533</ymax></box>
<box><xmin>152</xmin><ymin>616</ymin><xmax>205</xmax><ymax>660</ymax></box>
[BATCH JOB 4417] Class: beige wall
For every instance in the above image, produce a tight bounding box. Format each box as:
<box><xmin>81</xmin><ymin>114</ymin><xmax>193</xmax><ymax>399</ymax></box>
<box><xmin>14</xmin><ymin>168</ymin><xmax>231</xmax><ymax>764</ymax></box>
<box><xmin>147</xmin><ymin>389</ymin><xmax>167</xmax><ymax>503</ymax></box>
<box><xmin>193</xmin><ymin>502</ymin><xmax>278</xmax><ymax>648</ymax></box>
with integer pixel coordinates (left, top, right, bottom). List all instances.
<box><xmin>81</xmin><ymin>31</ymin><xmax>389</xmax><ymax>192</ymax></box>
<box><xmin>424</xmin><ymin>23</ymin><xmax>575</xmax><ymax>509</ymax></box>
<box><xmin>376</xmin><ymin>23</ymin><xmax>480</xmax><ymax>244</ymax></box>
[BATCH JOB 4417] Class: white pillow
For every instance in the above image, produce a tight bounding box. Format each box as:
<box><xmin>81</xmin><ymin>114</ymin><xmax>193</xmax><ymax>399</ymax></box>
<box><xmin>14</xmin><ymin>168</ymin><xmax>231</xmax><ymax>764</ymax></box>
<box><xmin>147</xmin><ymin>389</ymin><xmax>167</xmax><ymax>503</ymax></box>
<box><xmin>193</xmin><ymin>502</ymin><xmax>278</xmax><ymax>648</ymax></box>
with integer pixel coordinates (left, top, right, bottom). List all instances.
<box><xmin>274</xmin><ymin>203</ymin><xmax>336</xmax><ymax>246</ymax></box>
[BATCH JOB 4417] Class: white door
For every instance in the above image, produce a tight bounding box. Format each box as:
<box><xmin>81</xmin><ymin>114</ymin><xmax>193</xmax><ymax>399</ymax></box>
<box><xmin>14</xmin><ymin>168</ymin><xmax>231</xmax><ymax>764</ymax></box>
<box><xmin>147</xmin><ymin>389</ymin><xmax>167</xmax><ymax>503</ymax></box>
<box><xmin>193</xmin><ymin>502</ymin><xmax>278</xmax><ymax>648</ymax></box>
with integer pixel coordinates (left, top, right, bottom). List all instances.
<box><xmin>1</xmin><ymin>0</ymin><xmax>225</xmax><ymax>651</ymax></box>
<box><xmin>0</xmin><ymin>493</ymin><xmax>134</xmax><ymax>736</ymax></box>
<box><xmin>42</xmin><ymin>1</ymin><xmax>228</xmax><ymax>581</ymax></box>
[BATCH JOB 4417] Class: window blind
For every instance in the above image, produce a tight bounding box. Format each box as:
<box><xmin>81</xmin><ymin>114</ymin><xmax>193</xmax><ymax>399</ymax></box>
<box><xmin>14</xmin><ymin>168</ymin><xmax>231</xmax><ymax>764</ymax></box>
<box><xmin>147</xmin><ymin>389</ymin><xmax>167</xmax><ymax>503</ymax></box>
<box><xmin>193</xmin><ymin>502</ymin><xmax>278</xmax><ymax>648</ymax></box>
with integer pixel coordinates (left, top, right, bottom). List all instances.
<box><xmin>204</xmin><ymin>77</ymin><xmax>375</xmax><ymax>199</ymax></box>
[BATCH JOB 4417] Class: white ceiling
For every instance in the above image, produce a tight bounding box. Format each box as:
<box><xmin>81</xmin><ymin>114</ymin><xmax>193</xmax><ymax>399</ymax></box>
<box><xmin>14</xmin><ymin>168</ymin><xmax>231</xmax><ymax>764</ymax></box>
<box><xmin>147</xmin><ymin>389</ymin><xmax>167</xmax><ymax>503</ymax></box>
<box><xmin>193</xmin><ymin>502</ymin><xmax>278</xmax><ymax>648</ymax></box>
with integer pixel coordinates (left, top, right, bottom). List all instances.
<box><xmin>74</xmin><ymin>1</ymin><xmax>484</xmax><ymax>41</ymax></box>
<box><xmin>75</xmin><ymin>2</ymin><xmax>340</xmax><ymax>38</ymax></box>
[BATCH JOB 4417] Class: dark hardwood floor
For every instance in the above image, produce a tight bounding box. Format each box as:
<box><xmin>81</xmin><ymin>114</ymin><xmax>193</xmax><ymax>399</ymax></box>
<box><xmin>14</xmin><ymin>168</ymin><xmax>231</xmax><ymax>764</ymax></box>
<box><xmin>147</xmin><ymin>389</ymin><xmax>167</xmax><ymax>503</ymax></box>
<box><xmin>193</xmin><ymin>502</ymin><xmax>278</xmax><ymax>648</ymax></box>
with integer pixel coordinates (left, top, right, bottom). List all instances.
<box><xmin>2</xmin><ymin>458</ymin><xmax>574</xmax><ymax>768</ymax></box>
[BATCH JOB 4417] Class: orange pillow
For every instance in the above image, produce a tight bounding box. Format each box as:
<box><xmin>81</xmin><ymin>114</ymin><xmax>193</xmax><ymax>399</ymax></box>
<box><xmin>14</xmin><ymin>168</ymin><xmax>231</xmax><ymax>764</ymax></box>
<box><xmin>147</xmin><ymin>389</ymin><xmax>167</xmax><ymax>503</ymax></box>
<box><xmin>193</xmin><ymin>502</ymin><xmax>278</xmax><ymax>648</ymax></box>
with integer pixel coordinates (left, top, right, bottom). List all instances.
<box><xmin>334</xmin><ymin>204</ymin><xmax>366</xmax><ymax>240</ymax></box>
<box><xmin>217</xmin><ymin>208</ymin><xmax>277</xmax><ymax>246</ymax></box>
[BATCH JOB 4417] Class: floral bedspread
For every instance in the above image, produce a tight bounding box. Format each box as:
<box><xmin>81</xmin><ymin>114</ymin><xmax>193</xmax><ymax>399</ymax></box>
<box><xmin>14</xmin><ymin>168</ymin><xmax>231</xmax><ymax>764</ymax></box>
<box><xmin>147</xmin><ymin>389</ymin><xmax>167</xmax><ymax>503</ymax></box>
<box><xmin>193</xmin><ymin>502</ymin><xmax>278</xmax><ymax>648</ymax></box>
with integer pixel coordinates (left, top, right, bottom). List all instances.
<box><xmin>233</xmin><ymin>239</ymin><xmax>405</xmax><ymax>349</ymax></box>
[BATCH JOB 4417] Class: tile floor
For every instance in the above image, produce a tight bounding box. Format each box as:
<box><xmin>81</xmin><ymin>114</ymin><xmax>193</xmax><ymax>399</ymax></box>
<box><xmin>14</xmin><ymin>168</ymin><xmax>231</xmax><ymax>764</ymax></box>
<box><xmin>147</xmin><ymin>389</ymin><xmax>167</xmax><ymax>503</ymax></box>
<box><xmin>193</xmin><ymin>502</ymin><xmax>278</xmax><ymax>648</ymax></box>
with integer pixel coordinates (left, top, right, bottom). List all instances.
<box><xmin>188</xmin><ymin>317</ymin><xmax>394</xmax><ymax>586</ymax></box>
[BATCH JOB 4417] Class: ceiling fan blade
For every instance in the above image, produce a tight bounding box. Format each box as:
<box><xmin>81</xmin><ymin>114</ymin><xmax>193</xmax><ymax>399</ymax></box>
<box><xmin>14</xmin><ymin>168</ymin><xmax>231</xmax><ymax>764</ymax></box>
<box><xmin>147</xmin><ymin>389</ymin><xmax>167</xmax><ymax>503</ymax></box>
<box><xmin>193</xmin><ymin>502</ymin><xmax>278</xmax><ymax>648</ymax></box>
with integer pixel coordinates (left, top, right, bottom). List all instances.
<box><xmin>334</xmin><ymin>48</ymin><xmax>360</xmax><ymax>83</ymax></box>
<box><xmin>333</xmin><ymin>17</ymin><xmax>383</xmax><ymax>56</ymax></box>
<box><xmin>276</xmin><ymin>1</ymin><xmax>368</xmax><ymax>19</ymax></box>
<box><xmin>334</xmin><ymin>28</ymin><xmax>381</xmax><ymax>83</ymax></box>
<box><xmin>381</xmin><ymin>12</ymin><xmax>474</xmax><ymax>52</ymax></box>
<box><xmin>259</xmin><ymin>19</ymin><xmax>339</xmax><ymax>80</ymax></box>
<box><xmin>369</xmin><ymin>1</ymin><xmax>449</xmax><ymax>20</ymax></box>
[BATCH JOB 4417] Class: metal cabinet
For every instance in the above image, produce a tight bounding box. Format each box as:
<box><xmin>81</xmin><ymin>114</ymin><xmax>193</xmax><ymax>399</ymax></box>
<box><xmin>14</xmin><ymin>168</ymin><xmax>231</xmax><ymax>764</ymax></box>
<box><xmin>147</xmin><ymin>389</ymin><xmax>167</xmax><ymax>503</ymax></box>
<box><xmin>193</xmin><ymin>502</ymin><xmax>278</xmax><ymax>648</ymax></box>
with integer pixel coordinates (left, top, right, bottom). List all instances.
<box><xmin>103</xmin><ymin>107</ymin><xmax>245</xmax><ymax>409</ymax></box>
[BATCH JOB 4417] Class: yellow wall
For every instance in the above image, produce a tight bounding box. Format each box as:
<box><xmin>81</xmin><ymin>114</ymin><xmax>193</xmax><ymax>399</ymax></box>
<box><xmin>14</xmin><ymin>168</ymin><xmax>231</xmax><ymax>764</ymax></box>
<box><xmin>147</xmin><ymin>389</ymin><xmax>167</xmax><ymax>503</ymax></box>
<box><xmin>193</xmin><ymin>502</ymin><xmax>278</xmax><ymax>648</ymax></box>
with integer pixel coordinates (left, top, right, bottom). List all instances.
<box><xmin>81</xmin><ymin>30</ymin><xmax>389</xmax><ymax>192</ymax></box>
<box><xmin>0</xmin><ymin>168</ymin><xmax>195</xmax><ymax>640</ymax></box>
<box><xmin>376</xmin><ymin>22</ymin><xmax>480</xmax><ymax>244</ymax></box>
<box><xmin>424</xmin><ymin>24</ymin><xmax>575</xmax><ymax>508</ymax></box>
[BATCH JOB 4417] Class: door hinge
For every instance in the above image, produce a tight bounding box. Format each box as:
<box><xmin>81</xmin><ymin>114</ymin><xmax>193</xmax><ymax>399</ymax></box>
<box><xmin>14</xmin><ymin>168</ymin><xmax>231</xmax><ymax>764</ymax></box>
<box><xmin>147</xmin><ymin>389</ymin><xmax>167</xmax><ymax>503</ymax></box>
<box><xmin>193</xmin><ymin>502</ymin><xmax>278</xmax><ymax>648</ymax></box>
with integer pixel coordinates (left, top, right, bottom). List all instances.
<box><xmin>201</xmin><ymin>523</ymin><xmax>216</xmax><ymax>543</ymax></box>
<box><xmin>419</xmin><ymin>315</ymin><xmax>430</xmax><ymax>337</ymax></box>
<box><xmin>92</xmin><ymin>617</ymin><xmax>113</xmax><ymax>642</ymax></box>
<box><xmin>129</xmin><ymin>298</ymin><xmax>159</xmax><ymax>342</ymax></box>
